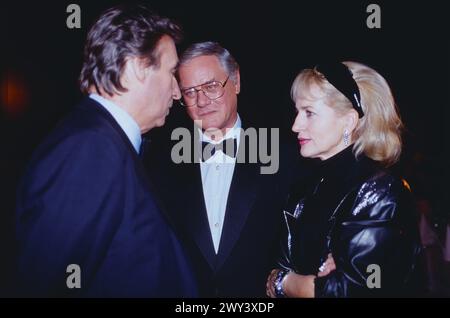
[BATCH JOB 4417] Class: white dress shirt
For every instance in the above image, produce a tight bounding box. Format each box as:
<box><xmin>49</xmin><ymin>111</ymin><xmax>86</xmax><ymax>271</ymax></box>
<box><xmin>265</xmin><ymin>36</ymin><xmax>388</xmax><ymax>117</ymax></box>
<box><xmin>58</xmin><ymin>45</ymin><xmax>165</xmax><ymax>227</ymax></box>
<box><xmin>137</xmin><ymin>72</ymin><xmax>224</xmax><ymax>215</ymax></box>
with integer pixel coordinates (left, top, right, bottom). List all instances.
<box><xmin>200</xmin><ymin>115</ymin><xmax>241</xmax><ymax>254</ymax></box>
<box><xmin>89</xmin><ymin>93</ymin><xmax>141</xmax><ymax>153</ymax></box>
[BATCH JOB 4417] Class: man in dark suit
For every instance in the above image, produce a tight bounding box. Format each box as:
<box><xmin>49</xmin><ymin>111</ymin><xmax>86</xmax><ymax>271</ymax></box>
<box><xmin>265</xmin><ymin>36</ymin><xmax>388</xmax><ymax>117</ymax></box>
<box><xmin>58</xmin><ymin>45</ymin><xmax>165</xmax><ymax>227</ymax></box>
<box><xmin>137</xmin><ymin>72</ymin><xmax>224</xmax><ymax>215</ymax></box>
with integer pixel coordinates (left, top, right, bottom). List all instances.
<box><xmin>145</xmin><ymin>42</ymin><xmax>302</xmax><ymax>297</ymax></box>
<box><xmin>15</xmin><ymin>5</ymin><xmax>197</xmax><ymax>297</ymax></box>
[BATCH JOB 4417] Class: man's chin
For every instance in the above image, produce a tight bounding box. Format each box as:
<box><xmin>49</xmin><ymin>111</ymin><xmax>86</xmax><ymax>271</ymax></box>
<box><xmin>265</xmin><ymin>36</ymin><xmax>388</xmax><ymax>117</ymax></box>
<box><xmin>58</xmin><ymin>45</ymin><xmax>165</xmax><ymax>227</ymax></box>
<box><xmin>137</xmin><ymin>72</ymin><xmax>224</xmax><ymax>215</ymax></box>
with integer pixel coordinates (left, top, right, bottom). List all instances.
<box><xmin>155</xmin><ymin>117</ymin><xmax>166</xmax><ymax>128</ymax></box>
<box><xmin>194</xmin><ymin>117</ymin><xmax>219</xmax><ymax>130</ymax></box>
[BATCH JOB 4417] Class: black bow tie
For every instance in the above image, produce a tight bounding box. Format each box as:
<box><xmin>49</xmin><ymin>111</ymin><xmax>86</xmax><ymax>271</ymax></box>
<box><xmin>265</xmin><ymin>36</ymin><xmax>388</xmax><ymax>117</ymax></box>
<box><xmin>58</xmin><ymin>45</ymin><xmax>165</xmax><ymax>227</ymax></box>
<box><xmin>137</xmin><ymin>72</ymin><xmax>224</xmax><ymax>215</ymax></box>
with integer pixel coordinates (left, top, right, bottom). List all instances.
<box><xmin>201</xmin><ymin>138</ymin><xmax>237</xmax><ymax>161</ymax></box>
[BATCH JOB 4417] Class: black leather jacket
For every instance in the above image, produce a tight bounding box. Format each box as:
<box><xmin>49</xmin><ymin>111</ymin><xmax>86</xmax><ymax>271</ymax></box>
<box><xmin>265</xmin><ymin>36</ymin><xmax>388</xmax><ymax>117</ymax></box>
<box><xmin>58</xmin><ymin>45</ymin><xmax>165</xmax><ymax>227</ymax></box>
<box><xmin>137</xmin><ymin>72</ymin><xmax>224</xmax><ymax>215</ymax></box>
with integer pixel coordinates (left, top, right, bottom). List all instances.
<box><xmin>277</xmin><ymin>147</ymin><xmax>422</xmax><ymax>297</ymax></box>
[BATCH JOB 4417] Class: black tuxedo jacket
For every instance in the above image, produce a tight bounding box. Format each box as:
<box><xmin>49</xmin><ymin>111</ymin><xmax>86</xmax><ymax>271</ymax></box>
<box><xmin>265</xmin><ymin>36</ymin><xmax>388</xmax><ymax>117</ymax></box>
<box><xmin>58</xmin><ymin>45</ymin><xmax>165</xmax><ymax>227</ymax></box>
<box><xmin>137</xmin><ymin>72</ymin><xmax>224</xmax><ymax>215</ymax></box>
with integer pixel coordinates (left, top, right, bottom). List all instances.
<box><xmin>145</xmin><ymin>119</ymin><xmax>308</xmax><ymax>297</ymax></box>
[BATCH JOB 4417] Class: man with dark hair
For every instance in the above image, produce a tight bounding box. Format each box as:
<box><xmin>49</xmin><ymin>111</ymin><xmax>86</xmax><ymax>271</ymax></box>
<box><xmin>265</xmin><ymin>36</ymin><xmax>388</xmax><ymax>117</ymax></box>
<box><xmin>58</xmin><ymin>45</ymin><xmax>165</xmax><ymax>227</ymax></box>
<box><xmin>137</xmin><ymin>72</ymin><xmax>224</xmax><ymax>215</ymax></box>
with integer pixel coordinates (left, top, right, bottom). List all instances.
<box><xmin>15</xmin><ymin>5</ymin><xmax>197</xmax><ymax>297</ymax></box>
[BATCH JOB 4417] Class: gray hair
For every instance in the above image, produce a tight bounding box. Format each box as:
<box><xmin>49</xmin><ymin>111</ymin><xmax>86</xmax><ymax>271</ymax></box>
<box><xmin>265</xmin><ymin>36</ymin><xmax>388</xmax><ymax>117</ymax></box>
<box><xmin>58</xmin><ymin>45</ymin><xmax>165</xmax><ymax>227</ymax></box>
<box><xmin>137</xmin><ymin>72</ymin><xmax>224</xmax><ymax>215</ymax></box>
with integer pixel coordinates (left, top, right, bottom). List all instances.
<box><xmin>178</xmin><ymin>41</ymin><xmax>239</xmax><ymax>82</ymax></box>
<box><xmin>79</xmin><ymin>4</ymin><xmax>182</xmax><ymax>96</ymax></box>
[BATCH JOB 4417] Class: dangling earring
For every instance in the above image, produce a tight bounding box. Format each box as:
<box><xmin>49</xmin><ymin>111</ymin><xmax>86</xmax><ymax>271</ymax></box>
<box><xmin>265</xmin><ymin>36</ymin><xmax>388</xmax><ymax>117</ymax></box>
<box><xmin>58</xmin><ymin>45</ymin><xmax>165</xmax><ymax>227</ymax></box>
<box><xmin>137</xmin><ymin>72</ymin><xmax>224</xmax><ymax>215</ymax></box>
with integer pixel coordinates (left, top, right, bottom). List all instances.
<box><xmin>343</xmin><ymin>130</ymin><xmax>350</xmax><ymax>146</ymax></box>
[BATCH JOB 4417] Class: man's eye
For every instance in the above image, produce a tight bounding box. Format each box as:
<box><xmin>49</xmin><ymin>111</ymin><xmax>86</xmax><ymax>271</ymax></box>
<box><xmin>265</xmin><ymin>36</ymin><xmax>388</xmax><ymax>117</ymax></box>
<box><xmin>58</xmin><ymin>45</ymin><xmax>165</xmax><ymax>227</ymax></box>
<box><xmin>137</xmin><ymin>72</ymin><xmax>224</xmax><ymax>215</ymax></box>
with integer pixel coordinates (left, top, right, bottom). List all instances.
<box><xmin>204</xmin><ymin>83</ymin><xmax>219</xmax><ymax>92</ymax></box>
<box><xmin>183</xmin><ymin>90</ymin><xmax>196</xmax><ymax>98</ymax></box>
<box><xmin>306</xmin><ymin>110</ymin><xmax>314</xmax><ymax>117</ymax></box>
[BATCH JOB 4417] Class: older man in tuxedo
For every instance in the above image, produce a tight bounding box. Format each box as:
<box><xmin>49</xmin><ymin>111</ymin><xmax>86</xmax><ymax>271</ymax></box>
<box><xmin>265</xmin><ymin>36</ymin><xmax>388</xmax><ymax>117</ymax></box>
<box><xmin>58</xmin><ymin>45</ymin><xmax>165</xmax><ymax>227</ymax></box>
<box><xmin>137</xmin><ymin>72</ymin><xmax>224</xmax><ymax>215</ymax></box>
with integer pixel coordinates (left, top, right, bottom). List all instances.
<box><xmin>145</xmin><ymin>42</ymin><xmax>306</xmax><ymax>297</ymax></box>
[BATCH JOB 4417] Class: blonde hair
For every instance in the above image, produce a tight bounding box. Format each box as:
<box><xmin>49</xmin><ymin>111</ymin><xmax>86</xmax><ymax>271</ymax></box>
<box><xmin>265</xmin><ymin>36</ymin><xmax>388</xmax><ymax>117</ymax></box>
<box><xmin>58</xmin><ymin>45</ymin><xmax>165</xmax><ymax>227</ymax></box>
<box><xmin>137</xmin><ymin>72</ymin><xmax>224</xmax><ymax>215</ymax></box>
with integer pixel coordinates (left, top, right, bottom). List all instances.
<box><xmin>291</xmin><ymin>61</ymin><xmax>403</xmax><ymax>167</ymax></box>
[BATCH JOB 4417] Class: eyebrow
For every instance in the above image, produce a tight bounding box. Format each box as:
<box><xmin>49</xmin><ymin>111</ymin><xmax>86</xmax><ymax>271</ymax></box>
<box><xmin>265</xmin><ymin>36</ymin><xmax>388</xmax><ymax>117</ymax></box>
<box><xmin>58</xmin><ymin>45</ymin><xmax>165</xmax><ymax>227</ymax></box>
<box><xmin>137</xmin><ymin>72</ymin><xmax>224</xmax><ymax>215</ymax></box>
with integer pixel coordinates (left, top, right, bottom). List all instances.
<box><xmin>181</xmin><ymin>78</ymin><xmax>216</xmax><ymax>91</ymax></box>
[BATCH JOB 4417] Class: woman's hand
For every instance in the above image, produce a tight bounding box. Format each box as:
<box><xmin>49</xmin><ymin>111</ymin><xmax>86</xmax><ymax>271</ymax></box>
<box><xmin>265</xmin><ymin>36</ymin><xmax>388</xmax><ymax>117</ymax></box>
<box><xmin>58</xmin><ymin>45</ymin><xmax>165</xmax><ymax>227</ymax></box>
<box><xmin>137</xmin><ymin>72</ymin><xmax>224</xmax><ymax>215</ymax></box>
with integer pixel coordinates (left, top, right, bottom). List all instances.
<box><xmin>266</xmin><ymin>254</ymin><xmax>336</xmax><ymax>298</ymax></box>
<box><xmin>317</xmin><ymin>253</ymin><xmax>336</xmax><ymax>277</ymax></box>
<box><xmin>266</xmin><ymin>269</ymin><xmax>315</xmax><ymax>298</ymax></box>
<box><xmin>284</xmin><ymin>254</ymin><xmax>336</xmax><ymax>297</ymax></box>
<box><xmin>266</xmin><ymin>269</ymin><xmax>279</xmax><ymax>298</ymax></box>
<box><xmin>283</xmin><ymin>272</ymin><xmax>315</xmax><ymax>298</ymax></box>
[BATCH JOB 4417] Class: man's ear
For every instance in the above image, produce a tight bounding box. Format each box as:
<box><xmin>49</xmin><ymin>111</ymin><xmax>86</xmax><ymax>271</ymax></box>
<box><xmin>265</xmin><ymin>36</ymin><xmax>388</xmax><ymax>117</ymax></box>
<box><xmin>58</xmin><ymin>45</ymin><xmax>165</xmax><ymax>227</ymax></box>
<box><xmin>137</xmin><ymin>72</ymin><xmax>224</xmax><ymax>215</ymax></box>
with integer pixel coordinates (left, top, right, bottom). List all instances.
<box><xmin>234</xmin><ymin>70</ymin><xmax>241</xmax><ymax>94</ymax></box>
<box><xmin>123</xmin><ymin>57</ymin><xmax>147</xmax><ymax>85</ymax></box>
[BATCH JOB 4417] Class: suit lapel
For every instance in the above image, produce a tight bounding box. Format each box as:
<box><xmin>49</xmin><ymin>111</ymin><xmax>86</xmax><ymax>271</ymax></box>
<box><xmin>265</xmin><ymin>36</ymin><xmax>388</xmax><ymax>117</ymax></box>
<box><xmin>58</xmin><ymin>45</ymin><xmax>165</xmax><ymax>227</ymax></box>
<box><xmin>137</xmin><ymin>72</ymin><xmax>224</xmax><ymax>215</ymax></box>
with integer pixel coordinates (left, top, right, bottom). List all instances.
<box><xmin>214</xmin><ymin>132</ymin><xmax>261</xmax><ymax>271</ymax></box>
<box><xmin>82</xmin><ymin>98</ymin><xmax>178</xmax><ymax>230</ymax></box>
<box><xmin>183</xmin><ymin>123</ymin><xmax>263</xmax><ymax>272</ymax></box>
<box><xmin>183</xmin><ymin>146</ymin><xmax>218</xmax><ymax>270</ymax></box>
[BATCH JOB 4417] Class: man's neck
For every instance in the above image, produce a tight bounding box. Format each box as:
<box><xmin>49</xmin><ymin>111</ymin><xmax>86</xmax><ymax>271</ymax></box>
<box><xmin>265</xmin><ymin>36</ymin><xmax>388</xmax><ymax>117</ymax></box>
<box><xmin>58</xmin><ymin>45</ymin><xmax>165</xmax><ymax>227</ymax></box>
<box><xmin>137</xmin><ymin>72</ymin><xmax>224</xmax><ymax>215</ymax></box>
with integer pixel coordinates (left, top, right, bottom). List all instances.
<box><xmin>203</xmin><ymin>128</ymin><xmax>230</xmax><ymax>141</ymax></box>
<box><xmin>92</xmin><ymin>90</ymin><xmax>147</xmax><ymax>134</ymax></box>
<box><xmin>200</xmin><ymin>115</ymin><xmax>240</xmax><ymax>142</ymax></box>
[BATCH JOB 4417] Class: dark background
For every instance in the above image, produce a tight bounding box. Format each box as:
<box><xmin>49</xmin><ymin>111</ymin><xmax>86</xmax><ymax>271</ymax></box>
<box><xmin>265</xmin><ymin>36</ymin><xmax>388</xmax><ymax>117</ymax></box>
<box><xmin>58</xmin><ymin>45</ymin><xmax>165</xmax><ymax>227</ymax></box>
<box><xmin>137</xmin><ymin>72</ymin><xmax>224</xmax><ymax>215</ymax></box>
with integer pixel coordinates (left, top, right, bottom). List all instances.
<box><xmin>2</xmin><ymin>0</ymin><xmax>449</xmax><ymax>295</ymax></box>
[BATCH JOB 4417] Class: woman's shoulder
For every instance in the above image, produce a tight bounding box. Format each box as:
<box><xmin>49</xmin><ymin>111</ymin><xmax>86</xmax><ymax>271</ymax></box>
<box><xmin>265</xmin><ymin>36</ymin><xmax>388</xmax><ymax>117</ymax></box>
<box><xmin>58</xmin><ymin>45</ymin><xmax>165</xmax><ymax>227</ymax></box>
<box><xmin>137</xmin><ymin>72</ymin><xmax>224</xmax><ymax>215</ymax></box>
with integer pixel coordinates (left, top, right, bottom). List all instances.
<box><xmin>353</xmin><ymin>155</ymin><xmax>406</xmax><ymax>191</ymax></box>
<box><xmin>350</xmin><ymin>160</ymin><xmax>414</xmax><ymax>219</ymax></box>
<box><xmin>358</xmin><ymin>161</ymin><xmax>410</xmax><ymax>196</ymax></box>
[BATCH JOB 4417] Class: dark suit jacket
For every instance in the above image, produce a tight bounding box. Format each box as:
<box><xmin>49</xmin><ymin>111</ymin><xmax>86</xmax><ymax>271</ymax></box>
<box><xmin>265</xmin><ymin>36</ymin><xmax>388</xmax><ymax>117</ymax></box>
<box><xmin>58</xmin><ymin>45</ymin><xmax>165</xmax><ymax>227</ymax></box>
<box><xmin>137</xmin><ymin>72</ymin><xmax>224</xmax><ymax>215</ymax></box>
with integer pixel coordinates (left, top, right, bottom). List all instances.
<box><xmin>145</xmin><ymin>118</ymin><xmax>308</xmax><ymax>297</ymax></box>
<box><xmin>15</xmin><ymin>97</ymin><xmax>197</xmax><ymax>297</ymax></box>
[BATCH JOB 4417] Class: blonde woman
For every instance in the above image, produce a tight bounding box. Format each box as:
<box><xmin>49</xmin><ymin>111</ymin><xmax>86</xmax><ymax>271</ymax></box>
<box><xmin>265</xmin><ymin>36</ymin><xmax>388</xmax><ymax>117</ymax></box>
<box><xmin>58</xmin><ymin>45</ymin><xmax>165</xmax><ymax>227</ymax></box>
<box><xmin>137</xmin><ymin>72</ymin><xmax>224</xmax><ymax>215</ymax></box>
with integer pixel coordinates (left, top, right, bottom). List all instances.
<box><xmin>266</xmin><ymin>62</ymin><xmax>421</xmax><ymax>297</ymax></box>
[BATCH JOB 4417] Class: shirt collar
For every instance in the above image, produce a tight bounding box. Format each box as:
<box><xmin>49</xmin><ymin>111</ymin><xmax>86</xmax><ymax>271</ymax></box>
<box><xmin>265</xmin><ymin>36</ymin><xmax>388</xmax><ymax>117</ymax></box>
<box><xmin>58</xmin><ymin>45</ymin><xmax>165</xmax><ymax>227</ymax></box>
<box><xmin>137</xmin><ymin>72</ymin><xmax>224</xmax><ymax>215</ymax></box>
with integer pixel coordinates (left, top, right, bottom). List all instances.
<box><xmin>200</xmin><ymin>114</ymin><xmax>242</xmax><ymax>144</ymax></box>
<box><xmin>89</xmin><ymin>93</ymin><xmax>142</xmax><ymax>153</ymax></box>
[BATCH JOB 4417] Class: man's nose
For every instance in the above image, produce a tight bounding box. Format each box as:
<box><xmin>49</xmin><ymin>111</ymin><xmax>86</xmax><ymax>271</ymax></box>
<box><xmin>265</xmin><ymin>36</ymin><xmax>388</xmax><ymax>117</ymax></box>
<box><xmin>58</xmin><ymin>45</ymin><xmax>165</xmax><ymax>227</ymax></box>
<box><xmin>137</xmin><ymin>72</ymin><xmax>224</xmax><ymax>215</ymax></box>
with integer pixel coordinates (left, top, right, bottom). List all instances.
<box><xmin>196</xmin><ymin>90</ymin><xmax>211</xmax><ymax>108</ymax></box>
<box><xmin>173</xmin><ymin>79</ymin><xmax>181</xmax><ymax>100</ymax></box>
